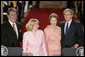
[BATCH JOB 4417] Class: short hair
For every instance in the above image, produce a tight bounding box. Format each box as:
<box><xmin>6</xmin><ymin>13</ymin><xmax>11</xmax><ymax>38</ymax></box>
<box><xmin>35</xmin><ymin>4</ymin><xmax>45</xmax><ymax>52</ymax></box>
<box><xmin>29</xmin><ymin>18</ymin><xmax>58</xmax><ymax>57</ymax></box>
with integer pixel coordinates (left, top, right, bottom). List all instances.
<box><xmin>26</xmin><ymin>18</ymin><xmax>39</xmax><ymax>31</ymax></box>
<box><xmin>49</xmin><ymin>13</ymin><xmax>59</xmax><ymax>21</ymax></box>
<box><xmin>7</xmin><ymin>8</ymin><xmax>17</xmax><ymax>15</ymax></box>
<box><xmin>63</xmin><ymin>8</ymin><xmax>74</xmax><ymax>15</ymax></box>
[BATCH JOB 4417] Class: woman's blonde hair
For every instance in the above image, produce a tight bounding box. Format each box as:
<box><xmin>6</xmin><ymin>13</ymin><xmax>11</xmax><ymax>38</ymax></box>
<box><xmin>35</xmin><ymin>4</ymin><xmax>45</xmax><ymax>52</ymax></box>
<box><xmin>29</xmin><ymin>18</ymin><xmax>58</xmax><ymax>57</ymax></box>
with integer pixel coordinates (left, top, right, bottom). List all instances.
<box><xmin>26</xmin><ymin>18</ymin><xmax>39</xmax><ymax>31</ymax></box>
<box><xmin>49</xmin><ymin>13</ymin><xmax>59</xmax><ymax>21</ymax></box>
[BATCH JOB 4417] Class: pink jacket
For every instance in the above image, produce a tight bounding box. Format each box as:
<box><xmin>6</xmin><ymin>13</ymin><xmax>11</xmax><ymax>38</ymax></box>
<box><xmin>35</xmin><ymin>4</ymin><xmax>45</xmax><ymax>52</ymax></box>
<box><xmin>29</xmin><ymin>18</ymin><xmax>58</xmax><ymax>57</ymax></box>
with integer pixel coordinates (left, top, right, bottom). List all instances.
<box><xmin>23</xmin><ymin>30</ymin><xmax>47</xmax><ymax>56</ymax></box>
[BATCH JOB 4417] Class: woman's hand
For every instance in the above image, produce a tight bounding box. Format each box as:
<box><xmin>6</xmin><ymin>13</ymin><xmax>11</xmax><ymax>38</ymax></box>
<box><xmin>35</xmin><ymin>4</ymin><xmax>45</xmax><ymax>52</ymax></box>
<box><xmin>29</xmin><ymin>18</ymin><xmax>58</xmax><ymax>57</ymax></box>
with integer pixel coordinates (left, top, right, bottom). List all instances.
<box><xmin>22</xmin><ymin>53</ymin><xmax>28</xmax><ymax>56</ymax></box>
<box><xmin>22</xmin><ymin>53</ymin><xmax>33</xmax><ymax>56</ymax></box>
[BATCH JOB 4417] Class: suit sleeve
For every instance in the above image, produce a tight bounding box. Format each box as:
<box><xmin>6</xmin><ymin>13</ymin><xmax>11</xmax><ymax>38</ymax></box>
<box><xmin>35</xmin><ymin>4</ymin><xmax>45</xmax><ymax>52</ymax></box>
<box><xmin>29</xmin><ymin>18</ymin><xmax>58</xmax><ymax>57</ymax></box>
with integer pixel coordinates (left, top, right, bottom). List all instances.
<box><xmin>1</xmin><ymin>24</ymin><xmax>7</xmax><ymax>46</ymax></box>
<box><xmin>17</xmin><ymin>22</ymin><xmax>22</xmax><ymax>42</ymax></box>
<box><xmin>76</xmin><ymin>23</ymin><xmax>84</xmax><ymax>45</ymax></box>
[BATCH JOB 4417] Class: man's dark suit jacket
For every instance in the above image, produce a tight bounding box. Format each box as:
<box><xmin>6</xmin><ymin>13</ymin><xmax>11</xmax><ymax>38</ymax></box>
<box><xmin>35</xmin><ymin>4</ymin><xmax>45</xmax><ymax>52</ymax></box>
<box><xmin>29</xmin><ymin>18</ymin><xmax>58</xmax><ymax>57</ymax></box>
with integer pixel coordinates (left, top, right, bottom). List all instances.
<box><xmin>59</xmin><ymin>20</ymin><xmax>84</xmax><ymax>48</ymax></box>
<box><xmin>1</xmin><ymin>20</ymin><xmax>22</xmax><ymax>47</ymax></box>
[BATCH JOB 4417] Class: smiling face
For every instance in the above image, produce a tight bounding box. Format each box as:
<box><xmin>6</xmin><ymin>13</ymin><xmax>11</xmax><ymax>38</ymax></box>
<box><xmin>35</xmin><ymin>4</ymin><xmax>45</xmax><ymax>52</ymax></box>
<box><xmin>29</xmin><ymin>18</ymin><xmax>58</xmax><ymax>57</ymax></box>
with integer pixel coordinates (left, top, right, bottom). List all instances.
<box><xmin>50</xmin><ymin>17</ymin><xmax>57</xmax><ymax>26</ymax></box>
<box><xmin>64</xmin><ymin>10</ymin><xmax>73</xmax><ymax>22</ymax></box>
<box><xmin>7</xmin><ymin>11</ymin><xmax>17</xmax><ymax>23</ymax></box>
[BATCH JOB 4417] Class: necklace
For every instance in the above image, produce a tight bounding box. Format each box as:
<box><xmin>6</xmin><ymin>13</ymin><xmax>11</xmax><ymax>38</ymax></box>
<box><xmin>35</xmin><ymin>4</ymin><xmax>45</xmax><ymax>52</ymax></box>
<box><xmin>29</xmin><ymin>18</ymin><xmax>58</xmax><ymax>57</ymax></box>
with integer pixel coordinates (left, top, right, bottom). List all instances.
<box><xmin>51</xmin><ymin>25</ymin><xmax>57</xmax><ymax>30</ymax></box>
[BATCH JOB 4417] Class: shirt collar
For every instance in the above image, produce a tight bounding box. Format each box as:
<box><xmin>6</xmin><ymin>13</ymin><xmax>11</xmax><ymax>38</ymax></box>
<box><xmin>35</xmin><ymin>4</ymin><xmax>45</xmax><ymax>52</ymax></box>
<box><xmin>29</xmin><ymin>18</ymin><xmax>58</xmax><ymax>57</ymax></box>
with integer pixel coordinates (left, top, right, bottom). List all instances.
<box><xmin>66</xmin><ymin>19</ymin><xmax>72</xmax><ymax>24</ymax></box>
<box><xmin>8</xmin><ymin>20</ymin><xmax>16</xmax><ymax>27</ymax></box>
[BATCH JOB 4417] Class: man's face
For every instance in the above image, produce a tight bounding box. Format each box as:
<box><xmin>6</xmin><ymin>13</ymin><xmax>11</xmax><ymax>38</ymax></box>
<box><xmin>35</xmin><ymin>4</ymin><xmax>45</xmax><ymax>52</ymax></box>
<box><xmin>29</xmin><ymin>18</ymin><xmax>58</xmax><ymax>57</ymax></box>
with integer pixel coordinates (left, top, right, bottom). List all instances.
<box><xmin>64</xmin><ymin>11</ymin><xmax>73</xmax><ymax>22</ymax></box>
<box><xmin>7</xmin><ymin>11</ymin><xmax>17</xmax><ymax>23</ymax></box>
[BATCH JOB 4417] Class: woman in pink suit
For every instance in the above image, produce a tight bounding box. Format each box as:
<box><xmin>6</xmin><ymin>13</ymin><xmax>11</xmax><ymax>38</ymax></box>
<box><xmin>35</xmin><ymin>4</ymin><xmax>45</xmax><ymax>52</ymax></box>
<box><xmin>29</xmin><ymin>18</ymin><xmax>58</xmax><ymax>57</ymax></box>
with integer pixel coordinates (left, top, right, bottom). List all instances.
<box><xmin>22</xmin><ymin>18</ymin><xmax>47</xmax><ymax>56</ymax></box>
<box><xmin>44</xmin><ymin>13</ymin><xmax>61</xmax><ymax>56</ymax></box>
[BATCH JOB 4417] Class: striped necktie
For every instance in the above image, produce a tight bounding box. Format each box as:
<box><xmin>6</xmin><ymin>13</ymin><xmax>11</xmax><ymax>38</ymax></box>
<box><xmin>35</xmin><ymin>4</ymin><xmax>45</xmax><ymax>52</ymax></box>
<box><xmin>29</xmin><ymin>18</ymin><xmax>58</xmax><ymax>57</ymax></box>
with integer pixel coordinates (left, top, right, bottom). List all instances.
<box><xmin>13</xmin><ymin>23</ymin><xmax>16</xmax><ymax>33</ymax></box>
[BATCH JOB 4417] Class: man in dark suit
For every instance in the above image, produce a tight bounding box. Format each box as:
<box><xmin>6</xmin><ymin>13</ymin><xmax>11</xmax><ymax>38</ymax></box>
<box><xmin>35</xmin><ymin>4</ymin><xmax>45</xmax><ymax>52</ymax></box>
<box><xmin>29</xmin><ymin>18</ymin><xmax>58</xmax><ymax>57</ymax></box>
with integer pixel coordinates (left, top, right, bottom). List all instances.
<box><xmin>1</xmin><ymin>8</ymin><xmax>22</xmax><ymax>47</ymax></box>
<box><xmin>59</xmin><ymin>8</ymin><xmax>84</xmax><ymax>49</ymax></box>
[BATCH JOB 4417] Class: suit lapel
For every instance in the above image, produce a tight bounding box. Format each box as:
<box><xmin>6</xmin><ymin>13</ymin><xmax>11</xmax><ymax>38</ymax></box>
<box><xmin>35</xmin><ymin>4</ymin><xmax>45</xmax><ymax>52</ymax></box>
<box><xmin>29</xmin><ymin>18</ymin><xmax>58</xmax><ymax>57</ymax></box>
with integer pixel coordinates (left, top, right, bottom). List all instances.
<box><xmin>67</xmin><ymin>20</ymin><xmax>74</xmax><ymax>37</ymax></box>
<box><xmin>63</xmin><ymin>20</ymin><xmax>74</xmax><ymax>38</ymax></box>
<box><xmin>16</xmin><ymin>23</ymin><xmax>20</xmax><ymax>39</ymax></box>
<box><xmin>7</xmin><ymin>21</ymin><xmax>17</xmax><ymax>39</ymax></box>
<box><xmin>16</xmin><ymin>22</ymin><xmax>22</xmax><ymax>40</ymax></box>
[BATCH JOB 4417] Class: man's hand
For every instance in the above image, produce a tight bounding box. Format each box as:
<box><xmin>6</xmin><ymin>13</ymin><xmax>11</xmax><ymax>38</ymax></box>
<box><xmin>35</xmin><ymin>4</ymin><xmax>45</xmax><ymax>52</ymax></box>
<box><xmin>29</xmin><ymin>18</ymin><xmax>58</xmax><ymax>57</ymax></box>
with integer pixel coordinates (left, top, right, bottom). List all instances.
<box><xmin>72</xmin><ymin>44</ymin><xmax>79</xmax><ymax>48</ymax></box>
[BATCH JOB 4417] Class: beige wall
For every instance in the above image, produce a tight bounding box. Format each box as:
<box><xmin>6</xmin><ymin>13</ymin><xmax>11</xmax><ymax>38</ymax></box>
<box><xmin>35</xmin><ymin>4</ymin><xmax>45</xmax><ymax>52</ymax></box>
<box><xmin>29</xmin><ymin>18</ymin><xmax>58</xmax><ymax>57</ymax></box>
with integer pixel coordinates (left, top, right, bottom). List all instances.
<box><xmin>1</xmin><ymin>1</ymin><xmax>3</xmax><ymax>24</ymax></box>
<box><xmin>39</xmin><ymin>1</ymin><xmax>67</xmax><ymax>8</ymax></box>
